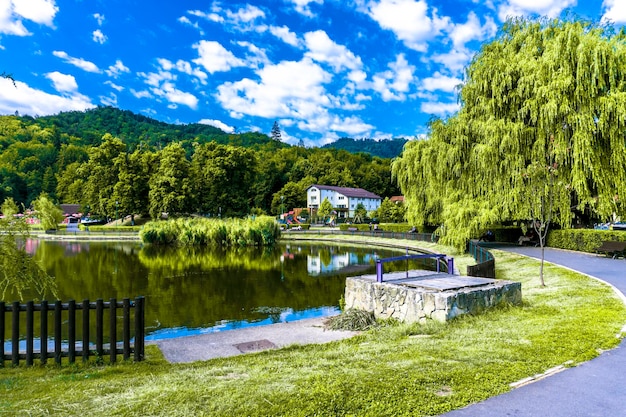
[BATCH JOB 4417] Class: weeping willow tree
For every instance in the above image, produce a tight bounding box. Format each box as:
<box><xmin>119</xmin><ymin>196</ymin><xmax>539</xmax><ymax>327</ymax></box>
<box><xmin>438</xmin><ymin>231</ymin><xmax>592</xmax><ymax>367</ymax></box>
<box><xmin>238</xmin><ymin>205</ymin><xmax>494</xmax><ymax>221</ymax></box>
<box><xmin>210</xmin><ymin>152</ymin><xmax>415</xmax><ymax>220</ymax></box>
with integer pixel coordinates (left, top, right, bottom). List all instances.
<box><xmin>0</xmin><ymin>215</ymin><xmax>56</xmax><ymax>301</ymax></box>
<box><xmin>393</xmin><ymin>18</ymin><xmax>626</xmax><ymax>285</ymax></box>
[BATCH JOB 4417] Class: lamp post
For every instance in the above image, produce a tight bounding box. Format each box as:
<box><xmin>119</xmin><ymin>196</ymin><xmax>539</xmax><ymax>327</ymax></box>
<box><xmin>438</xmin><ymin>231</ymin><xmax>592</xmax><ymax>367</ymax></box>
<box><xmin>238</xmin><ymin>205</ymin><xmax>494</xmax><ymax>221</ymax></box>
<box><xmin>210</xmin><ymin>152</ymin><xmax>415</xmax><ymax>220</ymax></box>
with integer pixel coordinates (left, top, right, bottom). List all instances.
<box><xmin>116</xmin><ymin>201</ymin><xmax>119</xmax><ymax>226</ymax></box>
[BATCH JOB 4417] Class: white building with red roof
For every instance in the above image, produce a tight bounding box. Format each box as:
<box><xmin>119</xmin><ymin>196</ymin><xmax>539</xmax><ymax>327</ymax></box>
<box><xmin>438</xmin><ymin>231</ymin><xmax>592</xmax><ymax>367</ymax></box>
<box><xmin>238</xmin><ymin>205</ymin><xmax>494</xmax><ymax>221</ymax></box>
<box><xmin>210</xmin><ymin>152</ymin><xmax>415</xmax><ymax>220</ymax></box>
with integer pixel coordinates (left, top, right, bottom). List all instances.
<box><xmin>306</xmin><ymin>184</ymin><xmax>381</xmax><ymax>218</ymax></box>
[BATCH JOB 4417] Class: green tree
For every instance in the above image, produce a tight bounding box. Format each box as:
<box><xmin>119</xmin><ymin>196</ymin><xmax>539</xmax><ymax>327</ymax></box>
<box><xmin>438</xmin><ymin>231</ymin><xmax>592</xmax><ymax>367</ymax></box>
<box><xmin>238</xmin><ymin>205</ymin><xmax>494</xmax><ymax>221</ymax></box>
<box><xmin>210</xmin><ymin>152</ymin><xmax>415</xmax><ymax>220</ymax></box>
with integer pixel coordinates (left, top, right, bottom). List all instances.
<box><xmin>83</xmin><ymin>134</ymin><xmax>126</xmax><ymax>218</ymax></box>
<box><xmin>113</xmin><ymin>148</ymin><xmax>152</xmax><ymax>221</ymax></box>
<box><xmin>318</xmin><ymin>197</ymin><xmax>333</xmax><ymax>223</ymax></box>
<box><xmin>32</xmin><ymin>193</ymin><xmax>64</xmax><ymax>231</ymax></box>
<box><xmin>1</xmin><ymin>197</ymin><xmax>19</xmax><ymax>217</ymax></box>
<box><xmin>190</xmin><ymin>143</ymin><xmax>258</xmax><ymax>217</ymax></box>
<box><xmin>353</xmin><ymin>203</ymin><xmax>367</xmax><ymax>223</ymax></box>
<box><xmin>0</xmin><ymin>215</ymin><xmax>56</xmax><ymax>301</ymax></box>
<box><xmin>271</xmin><ymin>180</ymin><xmax>309</xmax><ymax>215</ymax></box>
<box><xmin>148</xmin><ymin>142</ymin><xmax>191</xmax><ymax>219</ymax></box>
<box><xmin>392</xmin><ymin>18</ymin><xmax>626</xmax><ymax>285</ymax></box>
<box><xmin>373</xmin><ymin>198</ymin><xmax>407</xmax><ymax>223</ymax></box>
<box><xmin>271</xmin><ymin>121</ymin><xmax>282</xmax><ymax>142</ymax></box>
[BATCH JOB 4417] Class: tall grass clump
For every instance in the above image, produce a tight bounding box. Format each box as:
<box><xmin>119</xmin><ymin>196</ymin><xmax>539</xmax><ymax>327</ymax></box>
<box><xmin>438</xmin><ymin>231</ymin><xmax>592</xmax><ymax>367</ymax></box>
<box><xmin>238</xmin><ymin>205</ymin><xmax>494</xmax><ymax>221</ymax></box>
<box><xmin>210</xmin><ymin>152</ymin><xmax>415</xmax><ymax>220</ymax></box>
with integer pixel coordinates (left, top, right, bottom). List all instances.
<box><xmin>139</xmin><ymin>216</ymin><xmax>281</xmax><ymax>247</ymax></box>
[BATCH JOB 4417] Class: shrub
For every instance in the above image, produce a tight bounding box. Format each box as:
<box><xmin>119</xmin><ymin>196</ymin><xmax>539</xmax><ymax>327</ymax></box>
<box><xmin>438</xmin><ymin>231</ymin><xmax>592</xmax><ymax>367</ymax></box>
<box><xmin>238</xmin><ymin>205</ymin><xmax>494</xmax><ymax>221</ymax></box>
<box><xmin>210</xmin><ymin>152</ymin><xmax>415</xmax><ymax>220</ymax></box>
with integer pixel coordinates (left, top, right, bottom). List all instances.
<box><xmin>547</xmin><ymin>229</ymin><xmax>626</xmax><ymax>253</ymax></box>
<box><xmin>139</xmin><ymin>216</ymin><xmax>281</xmax><ymax>247</ymax></box>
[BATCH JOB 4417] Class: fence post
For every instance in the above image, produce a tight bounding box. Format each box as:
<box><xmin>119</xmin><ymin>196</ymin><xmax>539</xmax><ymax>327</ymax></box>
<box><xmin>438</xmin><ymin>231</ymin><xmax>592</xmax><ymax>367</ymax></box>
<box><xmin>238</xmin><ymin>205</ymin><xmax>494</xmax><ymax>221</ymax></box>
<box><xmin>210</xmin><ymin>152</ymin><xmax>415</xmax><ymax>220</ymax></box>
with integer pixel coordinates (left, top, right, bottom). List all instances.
<box><xmin>376</xmin><ymin>260</ymin><xmax>383</xmax><ymax>283</ymax></box>
<box><xmin>134</xmin><ymin>296</ymin><xmax>145</xmax><ymax>362</ymax></box>
<box><xmin>26</xmin><ymin>301</ymin><xmax>34</xmax><ymax>366</ymax></box>
<box><xmin>69</xmin><ymin>300</ymin><xmax>76</xmax><ymax>363</ymax></box>
<box><xmin>109</xmin><ymin>298</ymin><xmax>117</xmax><ymax>363</ymax></box>
<box><xmin>12</xmin><ymin>301</ymin><xmax>19</xmax><ymax>367</ymax></box>
<box><xmin>96</xmin><ymin>299</ymin><xmax>103</xmax><ymax>359</ymax></box>
<box><xmin>54</xmin><ymin>300</ymin><xmax>62</xmax><ymax>365</ymax></box>
<box><xmin>123</xmin><ymin>298</ymin><xmax>130</xmax><ymax>360</ymax></box>
<box><xmin>447</xmin><ymin>257</ymin><xmax>455</xmax><ymax>275</ymax></box>
<box><xmin>82</xmin><ymin>300</ymin><xmax>90</xmax><ymax>362</ymax></box>
<box><xmin>41</xmin><ymin>300</ymin><xmax>48</xmax><ymax>365</ymax></box>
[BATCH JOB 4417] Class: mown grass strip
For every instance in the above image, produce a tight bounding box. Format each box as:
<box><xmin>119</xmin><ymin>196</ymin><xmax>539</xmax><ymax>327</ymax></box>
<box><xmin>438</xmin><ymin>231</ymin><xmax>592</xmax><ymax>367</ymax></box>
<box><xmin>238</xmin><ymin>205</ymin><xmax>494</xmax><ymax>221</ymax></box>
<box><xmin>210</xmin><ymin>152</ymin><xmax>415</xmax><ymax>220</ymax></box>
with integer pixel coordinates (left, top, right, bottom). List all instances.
<box><xmin>1</xmin><ymin>245</ymin><xmax>624</xmax><ymax>417</ymax></box>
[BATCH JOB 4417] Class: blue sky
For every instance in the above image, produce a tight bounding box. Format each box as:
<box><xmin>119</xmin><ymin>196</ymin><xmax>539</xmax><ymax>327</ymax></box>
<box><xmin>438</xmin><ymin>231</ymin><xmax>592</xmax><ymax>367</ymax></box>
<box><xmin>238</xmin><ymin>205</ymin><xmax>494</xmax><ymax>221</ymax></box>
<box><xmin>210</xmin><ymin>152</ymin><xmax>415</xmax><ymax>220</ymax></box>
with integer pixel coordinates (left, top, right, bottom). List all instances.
<box><xmin>0</xmin><ymin>0</ymin><xmax>621</xmax><ymax>146</ymax></box>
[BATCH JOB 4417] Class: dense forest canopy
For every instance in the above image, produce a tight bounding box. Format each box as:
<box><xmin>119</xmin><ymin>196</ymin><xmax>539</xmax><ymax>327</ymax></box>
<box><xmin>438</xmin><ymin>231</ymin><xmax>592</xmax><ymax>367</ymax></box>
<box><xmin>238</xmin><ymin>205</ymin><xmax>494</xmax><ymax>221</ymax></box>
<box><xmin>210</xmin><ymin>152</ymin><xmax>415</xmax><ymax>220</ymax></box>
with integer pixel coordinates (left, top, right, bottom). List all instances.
<box><xmin>321</xmin><ymin>137</ymin><xmax>408</xmax><ymax>159</ymax></box>
<box><xmin>0</xmin><ymin>107</ymin><xmax>401</xmax><ymax>218</ymax></box>
<box><xmin>393</xmin><ymin>17</ymin><xmax>626</xmax><ymax>249</ymax></box>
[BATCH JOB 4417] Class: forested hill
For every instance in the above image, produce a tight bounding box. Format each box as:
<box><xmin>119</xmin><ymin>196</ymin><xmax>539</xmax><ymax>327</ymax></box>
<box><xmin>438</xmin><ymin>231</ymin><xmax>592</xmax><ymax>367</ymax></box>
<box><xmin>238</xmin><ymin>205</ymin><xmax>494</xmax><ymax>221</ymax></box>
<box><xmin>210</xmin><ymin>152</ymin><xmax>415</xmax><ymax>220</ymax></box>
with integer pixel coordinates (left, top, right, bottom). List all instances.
<box><xmin>27</xmin><ymin>107</ymin><xmax>407</xmax><ymax>158</ymax></box>
<box><xmin>321</xmin><ymin>137</ymin><xmax>408</xmax><ymax>159</ymax></box>
<box><xmin>30</xmin><ymin>106</ymin><xmax>288</xmax><ymax>151</ymax></box>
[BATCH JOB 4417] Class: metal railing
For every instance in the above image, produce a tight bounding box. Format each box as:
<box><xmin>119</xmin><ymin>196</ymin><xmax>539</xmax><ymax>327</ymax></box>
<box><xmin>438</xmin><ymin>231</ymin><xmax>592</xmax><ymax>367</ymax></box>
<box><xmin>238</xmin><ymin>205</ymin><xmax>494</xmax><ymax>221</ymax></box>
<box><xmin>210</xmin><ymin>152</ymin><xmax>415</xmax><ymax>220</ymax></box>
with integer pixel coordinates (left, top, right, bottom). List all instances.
<box><xmin>467</xmin><ymin>240</ymin><xmax>496</xmax><ymax>278</ymax></box>
<box><xmin>375</xmin><ymin>252</ymin><xmax>454</xmax><ymax>283</ymax></box>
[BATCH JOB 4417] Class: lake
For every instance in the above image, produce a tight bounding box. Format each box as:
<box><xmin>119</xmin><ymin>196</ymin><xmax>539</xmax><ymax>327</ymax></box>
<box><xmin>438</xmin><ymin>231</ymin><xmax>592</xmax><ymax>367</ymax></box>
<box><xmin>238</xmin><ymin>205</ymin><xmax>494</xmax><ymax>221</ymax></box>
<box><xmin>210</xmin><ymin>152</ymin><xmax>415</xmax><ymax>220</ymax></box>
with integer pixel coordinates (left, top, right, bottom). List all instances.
<box><xmin>7</xmin><ymin>239</ymin><xmax>433</xmax><ymax>341</ymax></box>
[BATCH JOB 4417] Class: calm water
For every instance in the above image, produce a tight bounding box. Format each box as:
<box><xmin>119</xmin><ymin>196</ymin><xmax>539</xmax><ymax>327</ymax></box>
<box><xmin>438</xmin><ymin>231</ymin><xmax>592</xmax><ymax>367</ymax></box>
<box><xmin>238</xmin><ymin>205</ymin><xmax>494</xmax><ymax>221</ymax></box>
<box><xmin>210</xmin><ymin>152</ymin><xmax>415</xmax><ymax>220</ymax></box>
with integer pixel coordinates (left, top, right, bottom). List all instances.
<box><xmin>5</xmin><ymin>240</ymin><xmax>432</xmax><ymax>342</ymax></box>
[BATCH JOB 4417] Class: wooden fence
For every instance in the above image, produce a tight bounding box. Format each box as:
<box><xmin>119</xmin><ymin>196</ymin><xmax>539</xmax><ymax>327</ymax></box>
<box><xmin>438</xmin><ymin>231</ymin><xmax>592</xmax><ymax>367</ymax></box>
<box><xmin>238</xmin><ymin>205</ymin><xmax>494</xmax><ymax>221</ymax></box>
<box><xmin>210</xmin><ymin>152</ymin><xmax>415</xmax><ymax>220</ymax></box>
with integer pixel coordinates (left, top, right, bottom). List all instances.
<box><xmin>1</xmin><ymin>297</ymin><xmax>145</xmax><ymax>367</ymax></box>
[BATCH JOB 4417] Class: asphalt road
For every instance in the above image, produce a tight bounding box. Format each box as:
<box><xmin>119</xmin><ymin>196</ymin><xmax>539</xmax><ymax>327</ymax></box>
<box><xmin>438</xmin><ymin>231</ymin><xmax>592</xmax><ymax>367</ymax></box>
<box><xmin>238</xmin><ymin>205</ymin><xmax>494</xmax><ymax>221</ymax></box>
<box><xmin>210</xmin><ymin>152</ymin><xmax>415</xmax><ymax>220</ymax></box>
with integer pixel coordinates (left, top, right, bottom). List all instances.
<box><xmin>441</xmin><ymin>246</ymin><xmax>626</xmax><ymax>417</ymax></box>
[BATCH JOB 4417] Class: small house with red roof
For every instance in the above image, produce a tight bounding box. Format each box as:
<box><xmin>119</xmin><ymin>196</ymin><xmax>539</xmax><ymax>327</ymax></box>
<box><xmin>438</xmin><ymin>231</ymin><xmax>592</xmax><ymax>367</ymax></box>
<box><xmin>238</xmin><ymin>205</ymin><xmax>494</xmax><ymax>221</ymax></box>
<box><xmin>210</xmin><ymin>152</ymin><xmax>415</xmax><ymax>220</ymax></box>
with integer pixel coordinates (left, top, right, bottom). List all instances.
<box><xmin>306</xmin><ymin>184</ymin><xmax>381</xmax><ymax>218</ymax></box>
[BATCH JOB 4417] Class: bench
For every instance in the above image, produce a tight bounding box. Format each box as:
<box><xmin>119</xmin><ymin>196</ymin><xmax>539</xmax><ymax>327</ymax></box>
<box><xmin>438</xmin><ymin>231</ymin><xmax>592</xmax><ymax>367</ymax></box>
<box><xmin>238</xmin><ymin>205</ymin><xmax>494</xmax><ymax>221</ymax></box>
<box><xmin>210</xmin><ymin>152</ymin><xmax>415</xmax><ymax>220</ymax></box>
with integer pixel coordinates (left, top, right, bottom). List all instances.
<box><xmin>596</xmin><ymin>241</ymin><xmax>626</xmax><ymax>259</ymax></box>
<box><xmin>347</xmin><ymin>227</ymin><xmax>358</xmax><ymax>232</ymax></box>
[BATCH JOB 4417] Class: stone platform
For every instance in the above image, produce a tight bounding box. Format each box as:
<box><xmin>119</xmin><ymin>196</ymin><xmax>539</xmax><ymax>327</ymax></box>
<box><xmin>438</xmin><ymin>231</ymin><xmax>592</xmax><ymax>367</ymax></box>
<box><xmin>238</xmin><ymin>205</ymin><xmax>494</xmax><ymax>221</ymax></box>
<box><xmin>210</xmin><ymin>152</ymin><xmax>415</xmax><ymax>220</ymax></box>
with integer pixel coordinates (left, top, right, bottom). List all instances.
<box><xmin>344</xmin><ymin>270</ymin><xmax>521</xmax><ymax>322</ymax></box>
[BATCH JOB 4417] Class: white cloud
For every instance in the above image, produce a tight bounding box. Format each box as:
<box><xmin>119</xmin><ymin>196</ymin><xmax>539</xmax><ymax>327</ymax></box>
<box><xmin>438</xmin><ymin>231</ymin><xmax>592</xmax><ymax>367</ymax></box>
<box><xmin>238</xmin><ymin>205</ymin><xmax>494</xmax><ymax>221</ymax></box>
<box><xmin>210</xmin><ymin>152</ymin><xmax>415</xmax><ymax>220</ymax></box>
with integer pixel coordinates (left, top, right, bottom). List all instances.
<box><xmin>158</xmin><ymin>57</ymin><xmax>208</xmax><ymax>84</ymax></box>
<box><xmin>366</xmin><ymin>0</ymin><xmax>450</xmax><ymax>52</ymax></box>
<box><xmin>93</xmin><ymin>13</ymin><xmax>104</xmax><ymax>26</ymax></box>
<box><xmin>178</xmin><ymin>15</ymin><xmax>203</xmax><ymax>34</ymax></box>
<box><xmin>225</xmin><ymin>4</ymin><xmax>265</xmax><ymax>24</ymax></box>
<box><xmin>286</xmin><ymin>0</ymin><xmax>323</xmax><ymax>17</ymax></box>
<box><xmin>237</xmin><ymin>41</ymin><xmax>270</xmax><ymax>67</ymax></box>
<box><xmin>53</xmin><ymin>51</ymin><xmax>100</xmax><ymax>73</ymax></box>
<box><xmin>138</xmin><ymin>70</ymin><xmax>174</xmax><ymax>88</ymax></box>
<box><xmin>187</xmin><ymin>9</ymin><xmax>223</xmax><ymax>23</ymax></box>
<box><xmin>100</xmin><ymin>92</ymin><xmax>117</xmax><ymax>107</ymax></box>
<box><xmin>0</xmin><ymin>77</ymin><xmax>93</xmax><ymax>116</ymax></box>
<box><xmin>92</xmin><ymin>29</ymin><xmax>107</xmax><ymax>44</ymax></box>
<box><xmin>198</xmin><ymin>4</ymin><xmax>266</xmax><ymax>31</ymax></box>
<box><xmin>304</xmin><ymin>30</ymin><xmax>363</xmax><ymax>72</ymax></box>
<box><xmin>449</xmin><ymin>12</ymin><xmax>497</xmax><ymax>49</ymax></box>
<box><xmin>130</xmin><ymin>89</ymin><xmax>152</xmax><ymax>99</ymax></box>
<box><xmin>104</xmin><ymin>80</ymin><xmax>123</xmax><ymax>91</ymax></box>
<box><xmin>420</xmin><ymin>100</ymin><xmax>460</xmax><ymax>116</ymax></box>
<box><xmin>105</xmin><ymin>60</ymin><xmax>130</xmax><ymax>78</ymax></box>
<box><xmin>0</xmin><ymin>4</ymin><xmax>28</xmax><ymax>35</ymax></box>
<box><xmin>155</xmin><ymin>82</ymin><xmax>198</xmax><ymax>109</ymax></box>
<box><xmin>498</xmin><ymin>0</ymin><xmax>576</xmax><ymax>20</ymax></box>
<box><xmin>602</xmin><ymin>0</ymin><xmax>626</xmax><ymax>24</ymax></box>
<box><xmin>46</xmin><ymin>71</ymin><xmax>77</xmax><ymax>93</ymax></box>
<box><xmin>371</xmin><ymin>54</ymin><xmax>415</xmax><ymax>101</ymax></box>
<box><xmin>12</xmin><ymin>0</ymin><xmax>57</xmax><ymax>26</ymax></box>
<box><xmin>216</xmin><ymin>58</ymin><xmax>332</xmax><ymax>120</ymax></box>
<box><xmin>421</xmin><ymin>72</ymin><xmax>462</xmax><ymax>93</ymax></box>
<box><xmin>193</xmin><ymin>40</ymin><xmax>245</xmax><ymax>74</ymax></box>
<box><xmin>199</xmin><ymin>119</ymin><xmax>235</xmax><ymax>133</ymax></box>
<box><xmin>269</xmin><ymin>25</ymin><xmax>300</xmax><ymax>47</ymax></box>
<box><xmin>139</xmin><ymin>62</ymin><xmax>198</xmax><ymax>109</ymax></box>
<box><xmin>0</xmin><ymin>0</ymin><xmax>58</xmax><ymax>35</ymax></box>
<box><xmin>431</xmin><ymin>48</ymin><xmax>473</xmax><ymax>74</ymax></box>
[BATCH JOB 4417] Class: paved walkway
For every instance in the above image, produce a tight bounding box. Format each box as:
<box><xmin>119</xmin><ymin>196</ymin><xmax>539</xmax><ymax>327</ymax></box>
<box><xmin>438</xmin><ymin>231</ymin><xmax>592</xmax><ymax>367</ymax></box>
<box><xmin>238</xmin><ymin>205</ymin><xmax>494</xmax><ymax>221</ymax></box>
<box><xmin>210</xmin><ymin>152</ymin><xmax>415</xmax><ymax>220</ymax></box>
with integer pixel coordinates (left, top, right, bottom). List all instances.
<box><xmin>442</xmin><ymin>246</ymin><xmax>626</xmax><ymax>417</ymax></box>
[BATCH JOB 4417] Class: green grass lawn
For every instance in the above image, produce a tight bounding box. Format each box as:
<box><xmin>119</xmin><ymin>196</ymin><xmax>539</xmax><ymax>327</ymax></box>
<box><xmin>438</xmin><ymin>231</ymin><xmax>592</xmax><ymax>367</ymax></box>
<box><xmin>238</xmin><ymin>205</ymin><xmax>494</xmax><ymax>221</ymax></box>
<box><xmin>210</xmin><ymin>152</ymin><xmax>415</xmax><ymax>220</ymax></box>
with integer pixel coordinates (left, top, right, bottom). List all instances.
<box><xmin>2</xmin><ymin>240</ymin><xmax>625</xmax><ymax>417</ymax></box>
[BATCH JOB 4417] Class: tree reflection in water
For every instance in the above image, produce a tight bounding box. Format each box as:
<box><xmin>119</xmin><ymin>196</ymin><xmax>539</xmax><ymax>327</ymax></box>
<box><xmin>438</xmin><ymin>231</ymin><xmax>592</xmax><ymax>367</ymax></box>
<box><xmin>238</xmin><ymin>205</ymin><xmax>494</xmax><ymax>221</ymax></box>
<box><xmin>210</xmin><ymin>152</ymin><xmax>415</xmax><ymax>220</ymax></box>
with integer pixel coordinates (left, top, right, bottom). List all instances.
<box><xmin>16</xmin><ymin>240</ymin><xmax>423</xmax><ymax>340</ymax></box>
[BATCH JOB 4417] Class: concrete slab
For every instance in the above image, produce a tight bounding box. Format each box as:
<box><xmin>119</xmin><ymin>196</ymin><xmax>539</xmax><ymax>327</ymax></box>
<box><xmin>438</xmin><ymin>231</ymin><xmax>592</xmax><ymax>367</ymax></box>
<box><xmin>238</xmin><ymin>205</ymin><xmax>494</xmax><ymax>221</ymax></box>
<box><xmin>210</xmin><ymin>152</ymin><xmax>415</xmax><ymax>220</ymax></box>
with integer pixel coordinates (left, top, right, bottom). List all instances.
<box><xmin>401</xmin><ymin>276</ymin><xmax>496</xmax><ymax>291</ymax></box>
<box><xmin>152</xmin><ymin>317</ymin><xmax>359</xmax><ymax>363</ymax></box>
